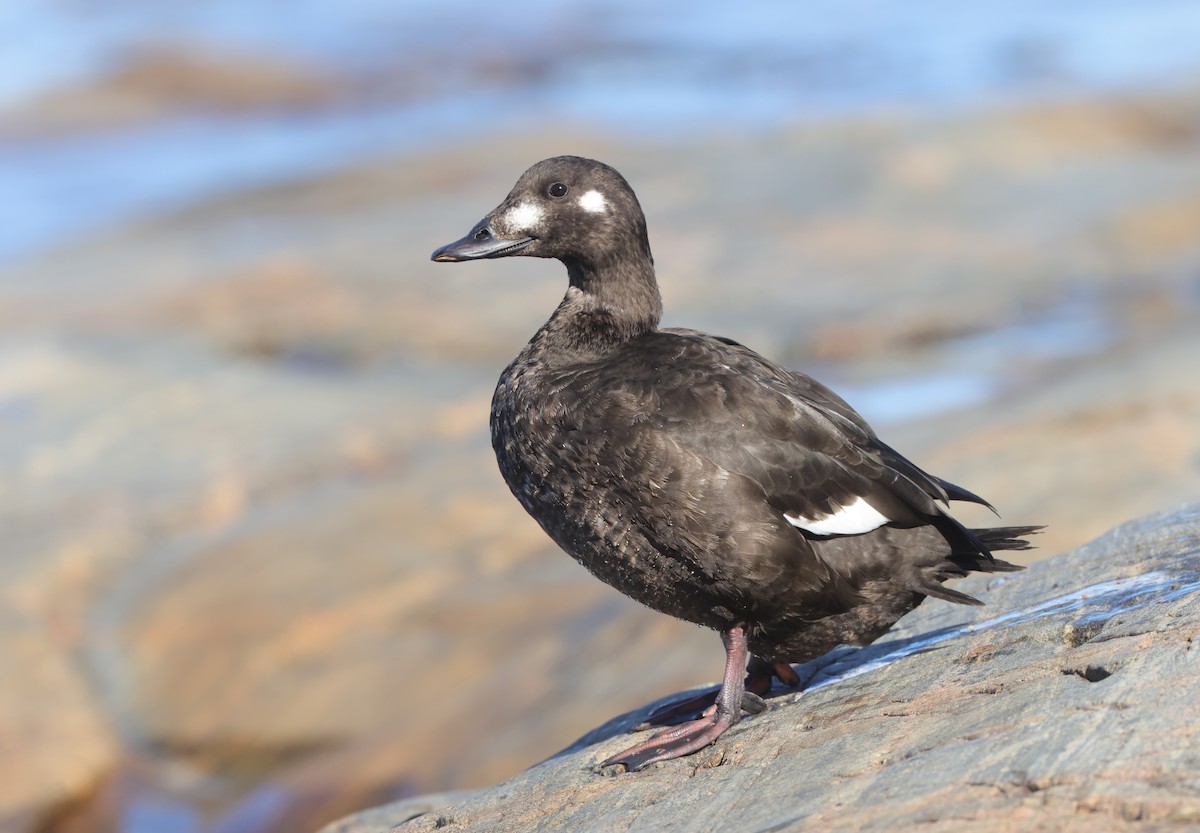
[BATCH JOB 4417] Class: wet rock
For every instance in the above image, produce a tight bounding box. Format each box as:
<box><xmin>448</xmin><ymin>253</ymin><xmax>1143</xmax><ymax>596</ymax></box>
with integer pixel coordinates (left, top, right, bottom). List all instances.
<box><xmin>327</xmin><ymin>504</ymin><xmax>1200</xmax><ymax>833</ymax></box>
<box><xmin>103</xmin><ymin>469</ymin><xmax>712</xmax><ymax>804</ymax></box>
<box><xmin>0</xmin><ymin>604</ymin><xmax>118</xmax><ymax>831</ymax></box>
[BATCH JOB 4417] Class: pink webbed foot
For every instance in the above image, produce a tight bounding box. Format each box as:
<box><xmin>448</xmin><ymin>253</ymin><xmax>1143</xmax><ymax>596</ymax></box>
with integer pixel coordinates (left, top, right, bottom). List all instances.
<box><xmin>602</xmin><ymin>707</ymin><xmax>739</xmax><ymax>772</ymax></box>
<box><xmin>603</xmin><ymin>626</ymin><xmax>783</xmax><ymax>771</ymax></box>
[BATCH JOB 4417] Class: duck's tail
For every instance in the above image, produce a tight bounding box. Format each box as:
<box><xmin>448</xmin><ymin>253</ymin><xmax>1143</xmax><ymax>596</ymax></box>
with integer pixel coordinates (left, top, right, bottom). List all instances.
<box><xmin>920</xmin><ymin>523</ymin><xmax>1044</xmax><ymax>606</ymax></box>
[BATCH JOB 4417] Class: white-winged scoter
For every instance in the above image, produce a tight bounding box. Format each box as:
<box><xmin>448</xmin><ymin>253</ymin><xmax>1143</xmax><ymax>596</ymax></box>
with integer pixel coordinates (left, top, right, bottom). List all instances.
<box><xmin>431</xmin><ymin>156</ymin><xmax>1040</xmax><ymax>772</ymax></box>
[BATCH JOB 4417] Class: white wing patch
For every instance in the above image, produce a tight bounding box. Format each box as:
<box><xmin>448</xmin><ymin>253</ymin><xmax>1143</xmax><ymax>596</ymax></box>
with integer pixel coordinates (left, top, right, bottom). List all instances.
<box><xmin>785</xmin><ymin>496</ymin><xmax>889</xmax><ymax>536</ymax></box>
<box><xmin>506</xmin><ymin>202</ymin><xmax>544</xmax><ymax>232</ymax></box>
<box><xmin>578</xmin><ymin>189</ymin><xmax>607</xmax><ymax>213</ymax></box>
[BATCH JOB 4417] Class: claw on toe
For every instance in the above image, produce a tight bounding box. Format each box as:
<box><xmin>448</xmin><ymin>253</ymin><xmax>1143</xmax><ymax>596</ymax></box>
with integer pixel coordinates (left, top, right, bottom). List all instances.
<box><xmin>741</xmin><ymin>691</ymin><xmax>767</xmax><ymax>714</ymax></box>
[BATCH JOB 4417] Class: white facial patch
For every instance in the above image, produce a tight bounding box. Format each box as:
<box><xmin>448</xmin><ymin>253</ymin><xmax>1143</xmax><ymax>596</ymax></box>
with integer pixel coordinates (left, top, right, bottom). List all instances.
<box><xmin>505</xmin><ymin>202</ymin><xmax>544</xmax><ymax>232</ymax></box>
<box><xmin>785</xmin><ymin>496</ymin><xmax>889</xmax><ymax>536</ymax></box>
<box><xmin>578</xmin><ymin>189</ymin><xmax>608</xmax><ymax>213</ymax></box>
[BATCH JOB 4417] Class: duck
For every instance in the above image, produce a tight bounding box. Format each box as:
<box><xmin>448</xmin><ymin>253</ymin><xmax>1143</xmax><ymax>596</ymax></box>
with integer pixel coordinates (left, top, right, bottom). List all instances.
<box><xmin>430</xmin><ymin>155</ymin><xmax>1040</xmax><ymax>772</ymax></box>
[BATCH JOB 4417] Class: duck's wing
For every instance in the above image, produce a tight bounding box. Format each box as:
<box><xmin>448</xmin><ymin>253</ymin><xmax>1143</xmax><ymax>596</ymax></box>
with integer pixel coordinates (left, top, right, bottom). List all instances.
<box><xmin>624</xmin><ymin>330</ymin><xmax>995</xmax><ymax>558</ymax></box>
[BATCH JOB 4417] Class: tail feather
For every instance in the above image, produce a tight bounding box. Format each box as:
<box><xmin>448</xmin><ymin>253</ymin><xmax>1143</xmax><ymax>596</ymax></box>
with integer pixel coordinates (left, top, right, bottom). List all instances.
<box><xmin>915</xmin><ymin>523</ymin><xmax>1043</xmax><ymax>606</ymax></box>
<box><xmin>936</xmin><ymin>477</ymin><xmax>998</xmax><ymax>515</ymax></box>
<box><xmin>930</xmin><ymin>512</ymin><xmax>998</xmax><ymax>561</ymax></box>
<box><xmin>975</xmin><ymin>524</ymin><xmax>1044</xmax><ymax>552</ymax></box>
<box><xmin>920</xmin><ymin>582</ymin><xmax>986</xmax><ymax>606</ymax></box>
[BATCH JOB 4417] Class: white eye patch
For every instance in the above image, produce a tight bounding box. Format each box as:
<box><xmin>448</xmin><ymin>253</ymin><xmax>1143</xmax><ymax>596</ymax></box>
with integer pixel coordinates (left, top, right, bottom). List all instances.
<box><xmin>578</xmin><ymin>190</ymin><xmax>607</xmax><ymax>213</ymax></box>
<box><xmin>506</xmin><ymin>202</ymin><xmax>544</xmax><ymax>232</ymax></box>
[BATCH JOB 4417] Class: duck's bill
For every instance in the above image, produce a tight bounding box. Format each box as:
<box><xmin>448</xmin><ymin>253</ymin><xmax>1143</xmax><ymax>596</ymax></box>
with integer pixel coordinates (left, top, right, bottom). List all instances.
<box><xmin>431</xmin><ymin>218</ymin><xmax>534</xmax><ymax>262</ymax></box>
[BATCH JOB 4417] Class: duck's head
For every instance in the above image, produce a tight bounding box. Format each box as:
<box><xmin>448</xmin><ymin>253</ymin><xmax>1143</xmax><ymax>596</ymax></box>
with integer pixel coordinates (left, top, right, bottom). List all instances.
<box><xmin>431</xmin><ymin>156</ymin><xmax>651</xmax><ymax>267</ymax></box>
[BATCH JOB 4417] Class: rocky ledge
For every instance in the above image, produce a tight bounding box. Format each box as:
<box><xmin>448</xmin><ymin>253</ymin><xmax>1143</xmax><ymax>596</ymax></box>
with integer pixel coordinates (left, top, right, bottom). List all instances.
<box><xmin>325</xmin><ymin>504</ymin><xmax>1200</xmax><ymax>832</ymax></box>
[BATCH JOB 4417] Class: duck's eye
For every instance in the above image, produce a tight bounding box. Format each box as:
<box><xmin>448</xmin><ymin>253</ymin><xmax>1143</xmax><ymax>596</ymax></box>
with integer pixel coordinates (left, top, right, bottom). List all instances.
<box><xmin>548</xmin><ymin>182</ymin><xmax>569</xmax><ymax>198</ymax></box>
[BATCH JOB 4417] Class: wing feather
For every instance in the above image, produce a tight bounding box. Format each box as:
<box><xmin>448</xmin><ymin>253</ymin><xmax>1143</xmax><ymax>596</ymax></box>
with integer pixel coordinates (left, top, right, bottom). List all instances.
<box><xmin>638</xmin><ymin>330</ymin><xmax>966</xmax><ymax>536</ymax></box>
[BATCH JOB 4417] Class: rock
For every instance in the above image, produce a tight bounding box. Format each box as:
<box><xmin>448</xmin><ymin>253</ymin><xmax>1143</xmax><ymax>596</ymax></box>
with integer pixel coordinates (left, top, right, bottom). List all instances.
<box><xmin>0</xmin><ymin>604</ymin><xmax>119</xmax><ymax>832</ymax></box>
<box><xmin>316</xmin><ymin>791</ymin><xmax>479</xmax><ymax>833</ymax></box>
<box><xmin>104</xmin><ymin>469</ymin><xmax>711</xmax><ymax>793</ymax></box>
<box><xmin>0</xmin><ymin>44</ymin><xmax>343</xmax><ymax>137</ymax></box>
<box><xmin>325</xmin><ymin>504</ymin><xmax>1200</xmax><ymax>833</ymax></box>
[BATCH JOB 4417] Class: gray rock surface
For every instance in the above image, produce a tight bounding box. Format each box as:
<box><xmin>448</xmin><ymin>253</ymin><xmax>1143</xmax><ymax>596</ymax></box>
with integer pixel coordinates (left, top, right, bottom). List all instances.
<box><xmin>325</xmin><ymin>504</ymin><xmax>1200</xmax><ymax>833</ymax></box>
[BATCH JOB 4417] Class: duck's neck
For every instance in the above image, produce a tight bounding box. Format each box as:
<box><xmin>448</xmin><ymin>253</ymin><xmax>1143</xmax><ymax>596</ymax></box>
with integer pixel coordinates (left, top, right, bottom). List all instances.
<box><xmin>540</xmin><ymin>250</ymin><xmax>662</xmax><ymax>355</ymax></box>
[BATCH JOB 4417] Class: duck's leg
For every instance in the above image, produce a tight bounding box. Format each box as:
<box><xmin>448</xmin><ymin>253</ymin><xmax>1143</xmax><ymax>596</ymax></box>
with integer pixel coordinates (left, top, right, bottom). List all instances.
<box><xmin>636</xmin><ymin>654</ymin><xmax>799</xmax><ymax>729</ymax></box>
<box><xmin>602</xmin><ymin>625</ymin><xmax>756</xmax><ymax>772</ymax></box>
<box><xmin>764</xmin><ymin>657</ymin><xmax>801</xmax><ymax>688</ymax></box>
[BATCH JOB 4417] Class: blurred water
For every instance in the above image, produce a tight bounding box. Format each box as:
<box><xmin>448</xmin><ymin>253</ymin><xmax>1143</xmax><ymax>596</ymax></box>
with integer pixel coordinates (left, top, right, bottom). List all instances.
<box><xmin>121</xmin><ymin>797</ymin><xmax>200</xmax><ymax>833</ymax></box>
<box><xmin>835</xmin><ymin>292</ymin><xmax>1117</xmax><ymax>425</ymax></box>
<box><xmin>3</xmin><ymin>0</ymin><xmax>1200</xmax><ymax>262</ymax></box>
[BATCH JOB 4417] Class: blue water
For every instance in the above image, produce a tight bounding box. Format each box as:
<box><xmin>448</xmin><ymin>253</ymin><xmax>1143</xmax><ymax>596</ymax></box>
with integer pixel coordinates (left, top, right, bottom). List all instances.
<box><xmin>3</xmin><ymin>0</ymin><xmax>1200</xmax><ymax>264</ymax></box>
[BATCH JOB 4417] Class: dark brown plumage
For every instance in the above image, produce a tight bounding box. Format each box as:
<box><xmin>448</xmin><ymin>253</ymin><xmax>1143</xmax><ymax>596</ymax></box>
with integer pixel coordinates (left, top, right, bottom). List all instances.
<box><xmin>431</xmin><ymin>156</ymin><xmax>1041</xmax><ymax>771</ymax></box>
